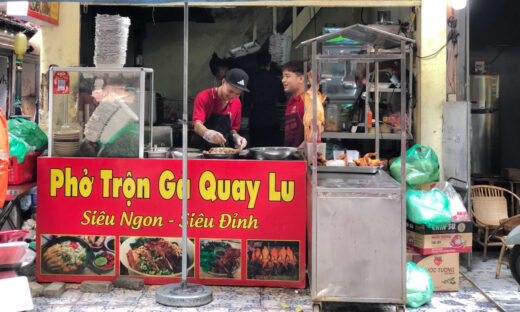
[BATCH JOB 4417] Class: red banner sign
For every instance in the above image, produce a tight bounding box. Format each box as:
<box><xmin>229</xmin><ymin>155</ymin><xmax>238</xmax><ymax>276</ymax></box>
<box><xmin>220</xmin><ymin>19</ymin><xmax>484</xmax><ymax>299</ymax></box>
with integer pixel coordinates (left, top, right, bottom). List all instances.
<box><xmin>36</xmin><ymin>158</ymin><xmax>306</xmax><ymax>288</ymax></box>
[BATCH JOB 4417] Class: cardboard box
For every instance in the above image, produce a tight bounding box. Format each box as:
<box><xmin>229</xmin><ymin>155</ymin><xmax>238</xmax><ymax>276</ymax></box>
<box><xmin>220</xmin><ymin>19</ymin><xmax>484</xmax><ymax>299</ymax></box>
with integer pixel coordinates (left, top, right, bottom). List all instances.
<box><xmin>407</xmin><ymin>252</ymin><xmax>459</xmax><ymax>292</ymax></box>
<box><xmin>412</xmin><ymin>182</ymin><xmax>437</xmax><ymax>192</ymax></box>
<box><xmin>406</xmin><ymin>221</ymin><xmax>472</xmax><ymax>254</ymax></box>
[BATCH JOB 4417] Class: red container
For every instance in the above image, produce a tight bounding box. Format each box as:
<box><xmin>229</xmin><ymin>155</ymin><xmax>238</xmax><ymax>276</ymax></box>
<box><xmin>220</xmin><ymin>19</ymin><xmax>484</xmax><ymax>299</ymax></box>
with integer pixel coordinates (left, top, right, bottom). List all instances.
<box><xmin>8</xmin><ymin>151</ymin><xmax>40</xmax><ymax>185</ymax></box>
<box><xmin>0</xmin><ymin>230</ymin><xmax>28</xmax><ymax>243</ymax></box>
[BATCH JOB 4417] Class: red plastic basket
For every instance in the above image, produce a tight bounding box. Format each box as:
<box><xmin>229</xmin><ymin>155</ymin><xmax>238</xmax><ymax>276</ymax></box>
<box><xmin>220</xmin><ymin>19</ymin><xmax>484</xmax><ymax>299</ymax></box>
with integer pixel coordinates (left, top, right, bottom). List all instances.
<box><xmin>8</xmin><ymin>151</ymin><xmax>40</xmax><ymax>185</ymax></box>
<box><xmin>0</xmin><ymin>230</ymin><xmax>28</xmax><ymax>243</ymax></box>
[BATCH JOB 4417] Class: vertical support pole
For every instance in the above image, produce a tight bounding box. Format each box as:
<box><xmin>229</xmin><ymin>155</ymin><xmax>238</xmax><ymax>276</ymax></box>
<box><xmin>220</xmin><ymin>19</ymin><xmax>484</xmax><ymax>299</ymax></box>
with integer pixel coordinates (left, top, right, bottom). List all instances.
<box><xmin>181</xmin><ymin>1</ymin><xmax>189</xmax><ymax>285</ymax></box>
<box><xmin>365</xmin><ymin>62</ymin><xmax>370</xmax><ymax>133</ymax></box>
<box><xmin>311</xmin><ymin>41</ymin><xmax>318</xmax><ymax>183</ymax></box>
<box><xmin>400</xmin><ymin>40</ymin><xmax>407</xmax><ymax>301</ymax></box>
<box><xmin>272</xmin><ymin>8</ymin><xmax>277</xmax><ymax>34</ymax></box>
<box><xmin>292</xmin><ymin>7</ymin><xmax>297</xmax><ymax>40</ymax></box>
<box><xmin>408</xmin><ymin>47</ymin><xmax>413</xmax><ymax>137</ymax></box>
<box><xmin>310</xmin><ymin>40</ymin><xmax>318</xmax><ymax>299</ymax></box>
<box><xmin>375</xmin><ymin>61</ymin><xmax>380</xmax><ymax>157</ymax></box>
<box><xmin>48</xmin><ymin>67</ymin><xmax>54</xmax><ymax>157</ymax></box>
<box><xmin>150</xmin><ymin>70</ymin><xmax>154</xmax><ymax>148</ymax></box>
<box><xmin>139</xmin><ymin>70</ymin><xmax>145</xmax><ymax>159</ymax></box>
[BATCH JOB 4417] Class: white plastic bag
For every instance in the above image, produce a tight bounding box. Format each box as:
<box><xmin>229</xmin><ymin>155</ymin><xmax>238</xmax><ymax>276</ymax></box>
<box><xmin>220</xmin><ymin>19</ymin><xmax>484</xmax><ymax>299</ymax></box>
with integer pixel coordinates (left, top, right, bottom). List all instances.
<box><xmin>434</xmin><ymin>181</ymin><xmax>469</xmax><ymax>222</ymax></box>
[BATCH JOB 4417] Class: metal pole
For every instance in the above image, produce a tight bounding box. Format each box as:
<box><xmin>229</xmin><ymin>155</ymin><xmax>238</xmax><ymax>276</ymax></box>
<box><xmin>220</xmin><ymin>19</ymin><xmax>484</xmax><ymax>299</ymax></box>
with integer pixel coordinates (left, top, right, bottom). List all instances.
<box><xmin>181</xmin><ymin>0</ymin><xmax>189</xmax><ymax>286</ymax></box>
<box><xmin>375</xmin><ymin>61</ymin><xmax>379</xmax><ymax>157</ymax></box>
<box><xmin>311</xmin><ymin>41</ymin><xmax>318</xmax><ymax>189</ymax></box>
<box><xmin>400</xmin><ymin>40</ymin><xmax>407</xmax><ymax>301</ymax></box>
<box><xmin>139</xmin><ymin>70</ymin><xmax>145</xmax><ymax>158</ymax></box>
<box><xmin>310</xmin><ymin>40</ymin><xmax>318</xmax><ymax>299</ymax></box>
<box><xmin>156</xmin><ymin>3</ymin><xmax>212</xmax><ymax>306</ymax></box>
<box><xmin>365</xmin><ymin>62</ymin><xmax>370</xmax><ymax>133</ymax></box>
<box><xmin>150</xmin><ymin>70</ymin><xmax>155</xmax><ymax>148</ymax></box>
<box><xmin>465</xmin><ymin>1</ymin><xmax>472</xmax><ymax>271</ymax></box>
<box><xmin>48</xmin><ymin>67</ymin><xmax>54</xmax><ymax>157</ymax></box>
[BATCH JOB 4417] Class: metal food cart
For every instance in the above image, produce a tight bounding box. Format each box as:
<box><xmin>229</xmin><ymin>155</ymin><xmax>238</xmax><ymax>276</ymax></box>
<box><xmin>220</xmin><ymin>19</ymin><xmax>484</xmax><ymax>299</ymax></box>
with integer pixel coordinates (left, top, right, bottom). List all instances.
<box><xmin>299</xmin><ymin>24</ymin><xmax>415</xmax><ymax>311</ymax></box>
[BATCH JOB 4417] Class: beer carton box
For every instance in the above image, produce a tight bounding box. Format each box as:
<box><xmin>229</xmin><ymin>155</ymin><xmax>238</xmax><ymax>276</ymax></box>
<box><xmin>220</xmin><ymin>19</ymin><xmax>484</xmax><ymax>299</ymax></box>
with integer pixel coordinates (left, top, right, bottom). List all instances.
<box><xmin>407</xmin><ymin>252</ymin><xmax>459</xmax><ymax>292</ymax></box>
<box><xmin>406</xmin><ymin>221</ymin><xmax>472</xmax><ymax>254</ymax></box>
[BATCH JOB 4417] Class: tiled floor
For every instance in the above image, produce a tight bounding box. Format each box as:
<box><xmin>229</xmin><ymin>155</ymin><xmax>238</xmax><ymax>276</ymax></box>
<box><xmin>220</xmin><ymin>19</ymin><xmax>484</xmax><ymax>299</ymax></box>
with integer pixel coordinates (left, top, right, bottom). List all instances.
<box><xmin>462</xmin><ymin>250</ymin><xmax>520</xmax><ymax>312</ymax></box>
<box><xmin>27</xmin><ymin>249</ymin><xmax>520</xmax><ymax>312</ymax></box>
<box><xmin>28</xmin><ymin>273</ymin><xmax>501</xmax><ymax>312</ymax></box>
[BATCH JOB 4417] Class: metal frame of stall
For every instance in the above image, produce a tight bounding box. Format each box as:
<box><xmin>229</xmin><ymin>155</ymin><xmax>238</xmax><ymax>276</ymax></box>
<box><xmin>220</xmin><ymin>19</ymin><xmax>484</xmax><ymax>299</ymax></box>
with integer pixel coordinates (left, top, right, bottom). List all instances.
<box><xmin>298</xmin><ymin>24</ymin><xmax>415</xmax><ymax>310</ymax></box>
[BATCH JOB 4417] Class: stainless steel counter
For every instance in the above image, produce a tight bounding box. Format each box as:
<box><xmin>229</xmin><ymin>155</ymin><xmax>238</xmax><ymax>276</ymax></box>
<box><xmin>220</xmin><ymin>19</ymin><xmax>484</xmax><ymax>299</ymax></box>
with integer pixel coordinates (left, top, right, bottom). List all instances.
<box><xmin>316</xmin><ymin>171</ymin><xmax>400</xmax><ymax>191</ymax></box>
<box><xmin>307</xmin><ymin>171</ymin><xmax>405</xmax><ymax>306</ymax></box>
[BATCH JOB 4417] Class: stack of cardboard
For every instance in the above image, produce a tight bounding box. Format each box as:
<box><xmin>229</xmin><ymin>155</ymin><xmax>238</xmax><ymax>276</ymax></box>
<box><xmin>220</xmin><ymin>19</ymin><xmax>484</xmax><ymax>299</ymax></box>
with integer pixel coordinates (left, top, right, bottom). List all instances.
<box><xmin>406</xmin><ymin>182</ymin><xmax>472</xmax><ymax>292</ymax></box>
<box><xmin>406</xmin><ymin>220</ymin><xmax>472</xmax><ymax>291</ymax></box>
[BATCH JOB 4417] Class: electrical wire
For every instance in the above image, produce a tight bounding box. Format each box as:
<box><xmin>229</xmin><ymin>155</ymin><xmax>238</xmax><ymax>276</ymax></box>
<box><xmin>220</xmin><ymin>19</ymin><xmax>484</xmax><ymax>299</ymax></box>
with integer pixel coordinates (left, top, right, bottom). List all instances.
<box><xmin>487</xmin><ymin>46</ymin><xmax>506</xmax><ymax>65</ymax></box>
<box><xmin>415</xmin><ymin>42</ymin><xmax>448</xmax><ymax>59</ymax></box>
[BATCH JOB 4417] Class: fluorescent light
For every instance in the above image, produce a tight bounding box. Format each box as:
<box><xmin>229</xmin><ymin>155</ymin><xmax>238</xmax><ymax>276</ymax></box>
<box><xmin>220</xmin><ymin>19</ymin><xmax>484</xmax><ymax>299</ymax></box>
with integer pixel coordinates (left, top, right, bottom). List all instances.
<box><xmin>450</xmin><ymin>0</ymin><xmax>467</xmax><ymax>10</ymax></box>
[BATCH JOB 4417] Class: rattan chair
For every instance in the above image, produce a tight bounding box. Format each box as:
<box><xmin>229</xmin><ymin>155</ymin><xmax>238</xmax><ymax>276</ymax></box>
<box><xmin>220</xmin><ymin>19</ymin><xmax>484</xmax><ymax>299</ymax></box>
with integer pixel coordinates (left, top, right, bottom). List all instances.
<box><xmin>471</xmin><ymin>185</ymin><xmax>520</xmax><ymax>277</ymax></box>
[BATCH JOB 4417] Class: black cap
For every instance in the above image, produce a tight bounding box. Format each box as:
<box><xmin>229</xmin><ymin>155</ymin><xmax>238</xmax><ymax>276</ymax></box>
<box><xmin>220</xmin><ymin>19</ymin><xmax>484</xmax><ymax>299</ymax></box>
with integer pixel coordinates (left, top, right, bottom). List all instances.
<box><xmin>225</xmin><ymin>68</ymin><xmax>249</xmax><ymax>92</ymax></box>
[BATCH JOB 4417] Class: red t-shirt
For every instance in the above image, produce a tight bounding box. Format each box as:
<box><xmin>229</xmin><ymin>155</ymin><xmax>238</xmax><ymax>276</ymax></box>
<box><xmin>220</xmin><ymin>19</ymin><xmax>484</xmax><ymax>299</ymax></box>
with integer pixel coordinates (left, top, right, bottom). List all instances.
<box><xmin>192</xmin><ymin>87</ymin><xmax>242</xmax><ymax>130</ymax></box>
<box><xmin>285</xmin><ymin>95</ymin><xmax>304</xmax><ymax>120</ymax></box>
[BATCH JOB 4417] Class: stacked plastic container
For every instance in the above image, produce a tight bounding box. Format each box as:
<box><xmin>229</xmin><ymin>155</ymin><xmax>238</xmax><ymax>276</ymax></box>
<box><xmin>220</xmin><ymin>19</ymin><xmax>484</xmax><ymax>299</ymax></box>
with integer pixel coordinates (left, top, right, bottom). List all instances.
<box><xmin>94</xmin><ymin>14</ymin><xmax>131</xmax><ymax>67</ymax></box>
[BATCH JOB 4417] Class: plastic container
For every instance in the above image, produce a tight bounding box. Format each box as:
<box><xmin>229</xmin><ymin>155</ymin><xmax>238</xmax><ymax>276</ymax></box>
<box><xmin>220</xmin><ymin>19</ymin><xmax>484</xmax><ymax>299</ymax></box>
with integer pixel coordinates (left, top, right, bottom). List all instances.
<box><xmin>0</xmin><ymin>242</ymin><xmax>27</xmax><ymax>266</ymax></box>
<box><xmin>8</xmin><ymin>151</ymin><xmax>40</xmax><ymax>185</ymax></box>
<box><xmin>325</xmin><ymin>103</ymin><xmax>341</xmax><ymax>131</ymax></box>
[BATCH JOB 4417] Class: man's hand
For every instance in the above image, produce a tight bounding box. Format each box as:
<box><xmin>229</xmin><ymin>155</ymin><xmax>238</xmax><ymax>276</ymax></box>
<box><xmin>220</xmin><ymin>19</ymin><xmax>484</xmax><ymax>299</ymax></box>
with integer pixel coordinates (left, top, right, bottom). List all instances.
<box><xmin>233</xmin><ymin>133</ymin><xmax>247</xmax><ymax>148</ymax></box>
<box><xmin>203</xmin><ymin>129</ymin><xmax>226</xmax><ymax>145</ymax></box>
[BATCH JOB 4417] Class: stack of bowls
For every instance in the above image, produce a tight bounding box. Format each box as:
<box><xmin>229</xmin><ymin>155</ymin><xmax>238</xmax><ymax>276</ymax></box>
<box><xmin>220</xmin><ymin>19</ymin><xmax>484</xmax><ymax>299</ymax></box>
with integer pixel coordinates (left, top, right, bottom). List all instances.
<box><xmin>94</xmin><ymin>14</ymin><xmax>131</xmax><ymax>67</ymax></box>
<box><xmin>53</xmin><ymin>129</ymin><xmax>80</xmax><ymax>157</ymax></box>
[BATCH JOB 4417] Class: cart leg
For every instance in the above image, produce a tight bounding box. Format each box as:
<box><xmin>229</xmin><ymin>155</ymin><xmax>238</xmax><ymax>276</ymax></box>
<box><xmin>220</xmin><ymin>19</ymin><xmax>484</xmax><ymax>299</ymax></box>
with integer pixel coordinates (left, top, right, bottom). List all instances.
<box><xmin>312</xmin><ymin>303</ymin><xmax>322</xmax><ymax>312</ymax></box>
<box><xmin>396</xmin><ymin>304</ymin><xmax>405</xmax><ymax>312</ymax></box>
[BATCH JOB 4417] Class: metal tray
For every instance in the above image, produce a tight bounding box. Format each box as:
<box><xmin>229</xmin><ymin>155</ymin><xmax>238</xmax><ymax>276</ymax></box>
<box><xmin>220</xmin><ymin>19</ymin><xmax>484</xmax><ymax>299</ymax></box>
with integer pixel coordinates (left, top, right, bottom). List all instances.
<box><xmin>316</xmin><ymin>166</ymin><xmax>379</xmax><ymax>174</ymax></box>
<box><xmin>249</xmin><ymin>147</ymin><xmax>301</xmax><ymax>160</ymax></box>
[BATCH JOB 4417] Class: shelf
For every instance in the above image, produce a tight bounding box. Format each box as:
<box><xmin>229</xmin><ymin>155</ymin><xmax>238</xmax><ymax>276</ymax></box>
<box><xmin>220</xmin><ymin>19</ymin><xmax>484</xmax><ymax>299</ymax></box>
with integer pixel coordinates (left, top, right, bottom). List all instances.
<box><xmin>367</xmin><ymin>87</ymin><xmax>401</xmax><ymax>93</ymax></box>
<box><xmin>322</xmin><ymin>132</ymin><xmax>412</xmax><ymax>140</ymax></box>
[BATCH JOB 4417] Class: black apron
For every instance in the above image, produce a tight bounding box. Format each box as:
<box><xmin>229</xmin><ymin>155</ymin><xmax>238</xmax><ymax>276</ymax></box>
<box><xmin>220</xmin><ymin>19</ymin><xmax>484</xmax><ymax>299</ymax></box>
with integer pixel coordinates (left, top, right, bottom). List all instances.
<box><xmin>191</xmin><ymin>93</ymin><xmax>234</xmax><ymax>150</ymax></box>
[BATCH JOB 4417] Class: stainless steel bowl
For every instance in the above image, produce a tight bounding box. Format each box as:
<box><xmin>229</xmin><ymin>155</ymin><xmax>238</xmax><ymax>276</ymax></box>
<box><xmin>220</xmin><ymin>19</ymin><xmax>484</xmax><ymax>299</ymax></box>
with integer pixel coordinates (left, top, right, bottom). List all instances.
<box><xmin>249</xmin><ymin>147</ymin><xmax>301</xmax><ymax>160</ymax></box>
<box><xmin>171</xmin><ymin>150</ymin><xmax>204</xmax><ymax>159</ymax></box>
<box><xmin>145</xmin><ymin>150</ymin><xmax>170</xmax><ymax>159</ymax></box>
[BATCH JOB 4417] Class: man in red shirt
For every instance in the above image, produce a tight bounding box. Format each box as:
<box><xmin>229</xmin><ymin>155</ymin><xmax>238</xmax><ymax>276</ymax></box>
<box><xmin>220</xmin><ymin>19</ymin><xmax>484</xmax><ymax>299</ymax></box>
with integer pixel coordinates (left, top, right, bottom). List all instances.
<box><xmin>192</xmin><ymin>68</ymin><xmax>249</xmax><ymax>150</ymax></box>
<box><xmin>282</xmin><ymin>61</ymin><xmax>305</xmax><ymax>147</ymax></box>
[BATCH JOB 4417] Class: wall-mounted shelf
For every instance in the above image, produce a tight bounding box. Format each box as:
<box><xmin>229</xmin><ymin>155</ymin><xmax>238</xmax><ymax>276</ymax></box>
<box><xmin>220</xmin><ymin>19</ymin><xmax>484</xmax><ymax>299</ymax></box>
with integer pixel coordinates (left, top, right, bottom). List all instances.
<box><xmin>321</xmin><ymin>131</ymin><xmax>412</xmax><ymax>140</ymax></box>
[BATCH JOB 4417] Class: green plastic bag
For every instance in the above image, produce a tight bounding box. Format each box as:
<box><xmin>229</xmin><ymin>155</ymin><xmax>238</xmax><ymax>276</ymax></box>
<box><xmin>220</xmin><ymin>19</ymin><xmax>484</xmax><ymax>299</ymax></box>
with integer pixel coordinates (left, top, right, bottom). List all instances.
<box><xmin>406</xmin><ymin>262</ymin><xmax>434</xmax><ymax>308</ymax></box>
<box><xmin>7</xmin><ymin>118</ymin><xmax>48</xmax><ymax>151</ymax></box>
<box><xmin>8</xmin><ymin>133</ymin><xmax>27</xmax><ymax>163</ymax></box>
<box><xmin>390</xmin><ymin>144</ymin><xmax>440</xmax><ymax>187</ymax></box>
<box><xmin>98</xmin><ymin>123</ymin><xmax>139</xmax><ymax>158</ymax></box>
<box><xmin>407</xmin><ymin>189</ymin><xmax>452</xmax><ymax>228</ymax></box>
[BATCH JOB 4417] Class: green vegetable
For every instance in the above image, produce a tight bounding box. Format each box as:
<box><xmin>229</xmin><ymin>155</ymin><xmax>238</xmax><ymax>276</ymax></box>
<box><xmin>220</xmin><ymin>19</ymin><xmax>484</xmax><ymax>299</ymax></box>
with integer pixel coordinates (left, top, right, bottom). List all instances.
<box><xmin>95</xmin><ymin>256</ymin><xmax>108</xmax><ymax>266</ymax></box>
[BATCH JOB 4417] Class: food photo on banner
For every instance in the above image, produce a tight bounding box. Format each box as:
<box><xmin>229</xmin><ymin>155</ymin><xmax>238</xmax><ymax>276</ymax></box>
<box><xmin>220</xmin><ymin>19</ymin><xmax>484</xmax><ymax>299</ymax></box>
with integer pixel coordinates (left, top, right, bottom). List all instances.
<box><xmin>40</xmin><ymin>235</ymin><xmax>115</xmax><ymax>276</ymax></box>
<box><xmin>119</xmin><ymin>236</ymin><xmax>195</xmax><ymax>277</ymax></box>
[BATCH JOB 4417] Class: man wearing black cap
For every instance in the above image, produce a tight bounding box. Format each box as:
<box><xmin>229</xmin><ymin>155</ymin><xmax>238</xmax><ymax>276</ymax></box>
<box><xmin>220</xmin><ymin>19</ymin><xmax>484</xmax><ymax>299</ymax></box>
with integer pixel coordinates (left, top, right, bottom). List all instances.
<box><xmin>191</xmin><ymin>68</ymin><xmax>249</xmax><ymax>150</ymax></box>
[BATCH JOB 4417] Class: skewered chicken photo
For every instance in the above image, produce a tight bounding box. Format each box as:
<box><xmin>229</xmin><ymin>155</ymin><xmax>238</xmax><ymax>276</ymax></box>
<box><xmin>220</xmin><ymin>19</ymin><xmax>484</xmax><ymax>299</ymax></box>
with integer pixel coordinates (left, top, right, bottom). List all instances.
<box><xmin>247</xmin><ymin>241</ymin><xmax>299</xmax><ymax>280</ymax></box>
